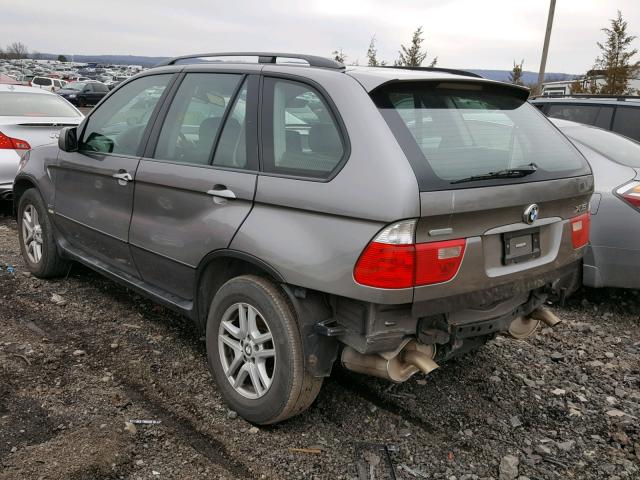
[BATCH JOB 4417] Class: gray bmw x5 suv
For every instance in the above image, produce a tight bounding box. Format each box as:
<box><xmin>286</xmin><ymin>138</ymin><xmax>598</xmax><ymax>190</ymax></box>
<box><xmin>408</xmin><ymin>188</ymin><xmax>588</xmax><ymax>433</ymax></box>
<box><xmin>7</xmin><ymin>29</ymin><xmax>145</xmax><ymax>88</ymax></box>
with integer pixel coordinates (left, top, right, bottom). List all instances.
<box><xmin>13</xmin><ymin>53</ymin><xmax>593</xmax><ymax>424</ymax></box>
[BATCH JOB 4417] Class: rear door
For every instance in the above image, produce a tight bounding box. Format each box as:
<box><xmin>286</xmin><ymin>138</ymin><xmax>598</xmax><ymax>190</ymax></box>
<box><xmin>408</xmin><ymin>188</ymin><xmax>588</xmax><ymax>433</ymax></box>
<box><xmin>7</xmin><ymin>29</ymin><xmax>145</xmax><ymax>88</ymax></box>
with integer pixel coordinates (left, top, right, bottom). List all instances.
<box><xmin>53</xmin><ymin>73</ymin><xmax>175</xmax><ymax>277</ymax></box>
<box><xmin>128</xmin><ymin>71</ymin><xmax>258</xmax><ymax>299</ymax></box>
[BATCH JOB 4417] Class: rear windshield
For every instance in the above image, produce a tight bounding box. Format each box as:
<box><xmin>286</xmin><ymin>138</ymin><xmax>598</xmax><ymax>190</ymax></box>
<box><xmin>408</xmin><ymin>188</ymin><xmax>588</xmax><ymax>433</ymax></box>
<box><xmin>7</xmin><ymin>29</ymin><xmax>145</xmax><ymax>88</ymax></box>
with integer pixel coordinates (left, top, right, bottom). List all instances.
<box><xmin>0</xmin><ymin>93</ymin><xmax>79</xmax><ymax>117</ymax></box>
<box><xmin>32</xmin><ymin>77</ymin><xmax>51</xmax><ymax>86</ymax></box>
<box><xmin>373</xmin><ymin>81</ymin><xmax>590</xmax><ymax>190</ymax></box>
<box><xmin>564</xmin><ymin>125</ymin><xmax>640</xmax><ymax>168</ymax></box>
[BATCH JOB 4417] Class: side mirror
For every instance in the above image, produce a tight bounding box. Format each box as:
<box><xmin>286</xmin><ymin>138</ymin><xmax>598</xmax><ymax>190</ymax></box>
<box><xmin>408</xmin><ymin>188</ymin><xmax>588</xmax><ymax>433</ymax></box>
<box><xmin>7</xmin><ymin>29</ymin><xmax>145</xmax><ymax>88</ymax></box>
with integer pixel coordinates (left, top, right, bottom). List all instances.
<box><xmin>58</xmin><ymin>126</ymin><xmax>78</xmax><ymax>152</ymax></box>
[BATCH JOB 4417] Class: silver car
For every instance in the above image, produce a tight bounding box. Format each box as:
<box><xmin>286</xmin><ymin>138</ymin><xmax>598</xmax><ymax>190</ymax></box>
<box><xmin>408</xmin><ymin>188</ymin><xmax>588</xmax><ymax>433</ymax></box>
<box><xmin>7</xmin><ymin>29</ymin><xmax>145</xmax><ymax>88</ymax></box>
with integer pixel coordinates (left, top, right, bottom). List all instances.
<box><xmin>0</xmin><ymin>84</ymin><xmax>83</xmax><ymax>200</ymax></box>
<box><xmin>552</xmin><ymin>118</ymin><xmax>640</xmax><ymax>289</ymax></box>
<box><xmin>14</xmin><ymin>53</ymin><xmax>593</xmax><ymax>424</ymax></box>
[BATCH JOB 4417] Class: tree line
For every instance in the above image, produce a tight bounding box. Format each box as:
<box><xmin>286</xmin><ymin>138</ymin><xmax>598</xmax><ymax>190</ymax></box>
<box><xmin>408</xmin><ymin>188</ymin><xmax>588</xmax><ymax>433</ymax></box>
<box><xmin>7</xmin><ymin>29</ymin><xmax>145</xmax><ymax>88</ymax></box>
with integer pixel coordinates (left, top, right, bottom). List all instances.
<box><xmin>0</xmin><ymin>41</ymin><xmax>68</xmax><ymax>62</ymax></box>
<box><xmin>333</xmin><ymin>26</ymin><xmax>437</xmax><ymax>67</ymax></box>
<box><xmin>509</xmin><ymin>10</ymin><xmax>639</xmax><ymax>95</ymax></box>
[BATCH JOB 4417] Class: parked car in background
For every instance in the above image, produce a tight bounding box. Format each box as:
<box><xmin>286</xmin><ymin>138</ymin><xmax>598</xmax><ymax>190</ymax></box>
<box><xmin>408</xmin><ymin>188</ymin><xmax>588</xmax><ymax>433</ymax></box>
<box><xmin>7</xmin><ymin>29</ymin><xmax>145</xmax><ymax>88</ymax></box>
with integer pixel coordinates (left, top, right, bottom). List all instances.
<box><xmin>0</xmin><ymin>85</ymin><xmax>83</xmax><ymax>200</ymax></box>
<box><xmin>30</xmin><ymin>77</ymin><xmax>66</xmax><ymax>92</ymax></box>
<box><xmin>551</xmin><ymin>118</ymin><xmax>640</xmax><ymax>289</ymax></box>
<box><xmin>531</xmin><ymin>95</ymin><xmax>640</xmax><ymax>142</ymax></box>
<box><xmin>16</xmin><ymin>74</ymin><xmax>35</xmax><ymax>86</ymax></box>
<box><xmin>56</xmin><ymin>81</ymin><xmax>109</xmax><ymax>107</ymax></box>
<box><xmin>14</xmin><ymin>53</ymin><xmax>593</xmax><ymax>424</ymax></box>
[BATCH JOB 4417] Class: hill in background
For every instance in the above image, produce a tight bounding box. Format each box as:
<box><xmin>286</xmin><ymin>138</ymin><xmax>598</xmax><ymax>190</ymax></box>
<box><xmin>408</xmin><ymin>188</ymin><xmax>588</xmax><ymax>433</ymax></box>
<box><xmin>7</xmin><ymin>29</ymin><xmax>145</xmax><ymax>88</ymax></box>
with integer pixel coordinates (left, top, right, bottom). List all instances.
<box><xmin>32</xmin><ymin>53</ymin><xmax>579</xmax><ymax>82</ymax></box>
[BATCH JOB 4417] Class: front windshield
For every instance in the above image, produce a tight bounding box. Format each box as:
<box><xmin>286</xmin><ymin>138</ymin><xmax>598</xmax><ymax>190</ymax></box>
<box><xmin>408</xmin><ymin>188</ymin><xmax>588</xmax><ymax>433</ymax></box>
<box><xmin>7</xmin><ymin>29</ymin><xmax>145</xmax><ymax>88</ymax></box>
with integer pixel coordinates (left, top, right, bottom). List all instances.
<box><xmin>373</xmin><ymin>81</ymin><xmax>591</xmax><ymax>190</ymax></box>
<box><xmin>66</xmin><ymin>82</ymin><xmax>87</xmax><ymax>91</ymax></box>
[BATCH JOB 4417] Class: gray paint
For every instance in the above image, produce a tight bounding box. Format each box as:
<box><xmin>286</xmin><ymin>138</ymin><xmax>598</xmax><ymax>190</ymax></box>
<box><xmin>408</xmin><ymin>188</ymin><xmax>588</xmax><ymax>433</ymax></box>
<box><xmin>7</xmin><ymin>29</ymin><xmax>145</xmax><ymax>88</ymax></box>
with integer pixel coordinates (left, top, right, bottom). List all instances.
<box><xmin>554</xmin><ymin>119</ymin><xmax>640</xmax><ymax>288</ymax></box>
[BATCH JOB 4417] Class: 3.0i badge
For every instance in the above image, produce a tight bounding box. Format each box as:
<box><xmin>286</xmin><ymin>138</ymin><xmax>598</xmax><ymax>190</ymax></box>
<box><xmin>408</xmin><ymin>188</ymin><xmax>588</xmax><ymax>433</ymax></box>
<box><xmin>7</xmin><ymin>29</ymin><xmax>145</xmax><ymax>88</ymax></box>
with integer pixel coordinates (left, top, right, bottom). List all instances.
<box><xmin>523</xmin><ymin>204</ymin><xmax>539</xmax><ymax>225</ymax></box>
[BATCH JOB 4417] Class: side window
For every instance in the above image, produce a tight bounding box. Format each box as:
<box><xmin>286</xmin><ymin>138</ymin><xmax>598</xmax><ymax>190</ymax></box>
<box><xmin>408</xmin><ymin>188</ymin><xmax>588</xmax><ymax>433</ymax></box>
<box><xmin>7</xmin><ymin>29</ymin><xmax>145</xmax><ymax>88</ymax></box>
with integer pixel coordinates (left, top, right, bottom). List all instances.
<box><xmin>153</xmin><ymin>73</ymin><xmax>242</xmax><ymax>165</ymax></box>
<box><xmin>547</xmin><ymin>104</ymin><xmax>613</xmax><ymax>129</ymax></box>
<box><xmin>94</xmin><ymin>83</ymin><xmax>109</xmax><ymax>93</ymax></box>
<box><xmin>263</xmin><ymin>78</ymin><xmax>345</xmax><ymax>178</ymax></box>
<box><xmin>79</xmin><ymin>74</ymin><xmax>171</xmax><ymax>156</ymax></box>
<box><xmin>612</xmin><ymin>107</ymin><xmax>640</xmax><ymax>142</ymax></box>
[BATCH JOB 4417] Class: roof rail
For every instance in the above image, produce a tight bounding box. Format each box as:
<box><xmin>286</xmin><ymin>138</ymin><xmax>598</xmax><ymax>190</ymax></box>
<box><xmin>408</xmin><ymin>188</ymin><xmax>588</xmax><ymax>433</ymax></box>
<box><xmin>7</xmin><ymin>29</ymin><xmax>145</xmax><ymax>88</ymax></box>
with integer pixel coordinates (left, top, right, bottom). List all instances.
<box><xmin>154</xmin><ymin>52</ymin><xmax>345</xmax><ymax>70</ymax></box>
<box><xmin>378</xmin><ymin>65</ymin><xmax>482</xmax><ymax>78</ymax></box>
<box><xmin>533</xmin><ymin>93</ymin><xmax>640</xmax><ymax>101</ymax></box>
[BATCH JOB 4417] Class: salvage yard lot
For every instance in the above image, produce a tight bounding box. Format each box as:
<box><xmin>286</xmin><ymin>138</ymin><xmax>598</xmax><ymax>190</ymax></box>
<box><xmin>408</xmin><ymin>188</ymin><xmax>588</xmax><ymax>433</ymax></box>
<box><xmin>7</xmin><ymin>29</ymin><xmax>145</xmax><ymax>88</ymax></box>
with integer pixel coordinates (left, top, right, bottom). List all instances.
<box><xmin>0</xmin><ymin>209</ymin><xmax>639</xmax><ymax>479</ymax></box>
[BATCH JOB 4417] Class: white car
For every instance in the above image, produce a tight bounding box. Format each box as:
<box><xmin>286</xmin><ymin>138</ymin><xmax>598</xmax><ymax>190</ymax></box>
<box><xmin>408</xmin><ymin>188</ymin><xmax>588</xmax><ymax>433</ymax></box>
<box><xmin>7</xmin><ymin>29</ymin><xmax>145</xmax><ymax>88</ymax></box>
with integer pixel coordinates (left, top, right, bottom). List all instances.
<box><xmin>0</xmin><ymin>85</ymin><xmax>83</xmax><ymax>200</ymax></box>
<box><xmin>30</xmin><ymin>77</ymin><xmax>66</xmax><ymax>92</ymax></box>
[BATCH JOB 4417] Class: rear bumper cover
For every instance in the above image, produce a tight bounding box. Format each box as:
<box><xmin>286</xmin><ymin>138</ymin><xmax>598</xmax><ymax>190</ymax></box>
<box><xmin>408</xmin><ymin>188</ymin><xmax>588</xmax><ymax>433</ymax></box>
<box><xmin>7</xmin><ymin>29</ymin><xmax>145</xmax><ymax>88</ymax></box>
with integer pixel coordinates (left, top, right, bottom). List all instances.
<box><xmin>333</xmin><ymin>260</ymin><xmax>581</xmax><ymax>354</ymax></box>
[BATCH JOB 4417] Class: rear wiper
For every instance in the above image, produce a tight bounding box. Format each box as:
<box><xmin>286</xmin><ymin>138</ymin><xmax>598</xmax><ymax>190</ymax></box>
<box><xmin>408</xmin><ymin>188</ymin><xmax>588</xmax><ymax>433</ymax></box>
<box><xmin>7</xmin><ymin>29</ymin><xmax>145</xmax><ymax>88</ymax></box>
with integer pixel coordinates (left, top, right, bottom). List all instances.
<box><xmin>451</xmin><ymin>163</ymin><xmax>538</xmax><ymax>184</ymax></box>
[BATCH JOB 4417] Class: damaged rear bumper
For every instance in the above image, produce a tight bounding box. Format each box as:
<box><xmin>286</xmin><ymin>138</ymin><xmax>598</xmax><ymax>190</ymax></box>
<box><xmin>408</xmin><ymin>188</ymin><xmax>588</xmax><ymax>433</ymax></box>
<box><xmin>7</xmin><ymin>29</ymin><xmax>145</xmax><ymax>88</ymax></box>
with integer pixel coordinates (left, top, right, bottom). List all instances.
<box><xmin>330</xmin><ymin>260</ymin><xmax>581</xmax><ymax>354</ymax></box>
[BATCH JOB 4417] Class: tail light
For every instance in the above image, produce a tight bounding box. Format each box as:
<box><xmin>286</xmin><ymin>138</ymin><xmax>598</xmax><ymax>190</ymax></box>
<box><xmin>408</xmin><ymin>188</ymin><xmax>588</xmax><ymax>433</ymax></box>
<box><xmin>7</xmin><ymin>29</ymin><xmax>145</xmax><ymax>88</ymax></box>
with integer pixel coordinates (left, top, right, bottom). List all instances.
<box><xmin>616</xmin><ymin>181</ymin><xmax>640</xmax><ymax>210</ymax></box>
<box><xmin>0</xmin><ymin>131</ymin><xmax>31</xmax><ymax>150</ymax></box>
<box><xmin>354</xmin><ymin>220</ymin><xmax>466</xmax><ymax>289</ymax></box>
<box><xmin>570</xmin><ymin>213</ymin><xmax>590</xmax><ymax>249</ymax></box>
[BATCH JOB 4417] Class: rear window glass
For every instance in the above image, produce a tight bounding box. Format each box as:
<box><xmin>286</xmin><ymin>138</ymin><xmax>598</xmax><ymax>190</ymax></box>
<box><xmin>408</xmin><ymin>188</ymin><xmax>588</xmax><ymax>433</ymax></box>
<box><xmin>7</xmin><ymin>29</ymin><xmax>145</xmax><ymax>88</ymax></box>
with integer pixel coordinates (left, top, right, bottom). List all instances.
<box><xmin>0</xmin><ymin>93</ymin><xmax>79</xmax><ymax>117</ymax></box>
<box><xmin>564</xmin><ymin>125</ymin><xmax>640</xmax><ymax>168</ymax></box>
<box><xmin>373</xmin><ymin>82</ymin><xmax>590</xmax><ymax>190</ymax></box>
<box><xmin>32</xmin><ymin>77</ymin><xmax>51</xmax><ymax>86</ymax></box>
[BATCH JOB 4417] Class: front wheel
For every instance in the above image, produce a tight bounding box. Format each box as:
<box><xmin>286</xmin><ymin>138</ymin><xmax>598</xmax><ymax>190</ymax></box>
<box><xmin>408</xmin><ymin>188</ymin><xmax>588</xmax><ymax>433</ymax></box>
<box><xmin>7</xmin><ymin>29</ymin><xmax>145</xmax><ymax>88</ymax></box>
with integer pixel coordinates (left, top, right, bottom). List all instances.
<box><xmin>206</xmin><ymin>275</ymin><xmax>322</xmax><ymax>424</ymax></box>
<box><xmin>17</xmin><ymin>189</ymin><xmax>70</xmax><ymax>278</ymax></box>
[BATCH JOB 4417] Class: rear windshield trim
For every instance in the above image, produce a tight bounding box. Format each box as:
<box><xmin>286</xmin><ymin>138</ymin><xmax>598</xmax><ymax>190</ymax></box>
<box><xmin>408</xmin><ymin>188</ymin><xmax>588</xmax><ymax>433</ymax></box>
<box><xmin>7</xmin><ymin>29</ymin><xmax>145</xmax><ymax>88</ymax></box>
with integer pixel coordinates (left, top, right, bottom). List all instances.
<box><xmin>372</xmin><ymin>81</ymin><xmax>591</xmax><ymax>191</ymax></box>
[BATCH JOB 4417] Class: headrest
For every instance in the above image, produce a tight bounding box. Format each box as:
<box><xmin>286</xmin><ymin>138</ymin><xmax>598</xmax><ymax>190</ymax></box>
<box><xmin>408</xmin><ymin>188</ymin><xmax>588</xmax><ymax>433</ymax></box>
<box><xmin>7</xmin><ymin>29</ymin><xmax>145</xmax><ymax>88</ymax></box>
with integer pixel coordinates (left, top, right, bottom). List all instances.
<box><xmin>308</xmin><ymin>124</ymin><xmax>342</xmax><ymax>155</ymax></box>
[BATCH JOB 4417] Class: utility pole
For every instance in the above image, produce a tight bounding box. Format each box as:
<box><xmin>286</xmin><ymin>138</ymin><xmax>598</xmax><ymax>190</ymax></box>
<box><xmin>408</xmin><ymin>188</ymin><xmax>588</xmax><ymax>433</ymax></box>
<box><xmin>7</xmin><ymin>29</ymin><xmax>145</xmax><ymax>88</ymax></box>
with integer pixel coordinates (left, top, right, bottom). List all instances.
<box><xmin>537</xmin><ymin>0</ymin><xmax>557</xmax><ymax>91</ymax></box>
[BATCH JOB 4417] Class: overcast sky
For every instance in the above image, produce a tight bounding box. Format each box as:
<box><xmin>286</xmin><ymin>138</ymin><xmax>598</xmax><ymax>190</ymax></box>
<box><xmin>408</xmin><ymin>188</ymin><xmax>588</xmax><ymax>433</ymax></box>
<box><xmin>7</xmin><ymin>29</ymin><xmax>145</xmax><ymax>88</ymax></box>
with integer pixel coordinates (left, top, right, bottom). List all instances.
<box><xmin>4</xmin><ymin>0</ymin><xmax>639</xmax><ymax>73</ymax></box>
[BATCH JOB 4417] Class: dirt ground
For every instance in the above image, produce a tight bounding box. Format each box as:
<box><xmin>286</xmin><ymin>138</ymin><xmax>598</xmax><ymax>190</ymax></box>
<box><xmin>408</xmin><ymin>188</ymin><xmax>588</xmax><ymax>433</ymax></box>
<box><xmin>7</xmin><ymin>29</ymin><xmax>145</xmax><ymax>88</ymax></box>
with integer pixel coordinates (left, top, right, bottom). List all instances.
<box><xmin>0</xmin><ymin>203</ymin><xmax>639</xmax><ymax>480</ymax></box>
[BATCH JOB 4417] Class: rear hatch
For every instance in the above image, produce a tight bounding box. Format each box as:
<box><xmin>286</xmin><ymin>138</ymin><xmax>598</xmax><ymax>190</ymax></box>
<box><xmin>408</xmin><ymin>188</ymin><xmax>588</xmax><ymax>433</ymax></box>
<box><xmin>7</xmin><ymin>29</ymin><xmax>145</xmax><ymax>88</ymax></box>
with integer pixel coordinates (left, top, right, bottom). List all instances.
<box><xmin>0</xmin><ymin>116</ymin><xmax>81</xmax><ymax>148</ymax></box>
<box><xmin>0</xmin><ymin>90</ymin><xmax>83</xmax><ymax>149</ymax></box>
<box><xmin>371</xmin><ymin>80</ymin><xmax>593</xmax><ymax>307</ymax></box>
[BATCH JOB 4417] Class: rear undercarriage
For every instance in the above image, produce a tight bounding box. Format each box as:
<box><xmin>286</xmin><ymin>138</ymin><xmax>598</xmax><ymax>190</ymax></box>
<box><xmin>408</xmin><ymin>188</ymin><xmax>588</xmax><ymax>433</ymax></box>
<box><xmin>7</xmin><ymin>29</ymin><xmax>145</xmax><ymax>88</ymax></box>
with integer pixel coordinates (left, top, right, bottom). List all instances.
<box><xmin>300</xmin><ymin>260</ymin><xmax>581</xmax><ymax>381</ymax></box>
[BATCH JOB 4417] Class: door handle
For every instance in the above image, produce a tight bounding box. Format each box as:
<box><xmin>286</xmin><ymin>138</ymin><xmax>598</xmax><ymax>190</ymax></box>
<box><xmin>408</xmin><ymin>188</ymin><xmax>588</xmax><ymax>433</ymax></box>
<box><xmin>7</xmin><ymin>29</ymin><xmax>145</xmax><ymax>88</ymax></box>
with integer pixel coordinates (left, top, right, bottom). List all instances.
<box><xmin>206</xmin><ymin>188</ymin><xmax>236</xmax><ymax>200</ymax></box>
<box><xmin>112</xmin><ymin>171</ymin><xmax>133</xmax><ymax>185</ymax></box>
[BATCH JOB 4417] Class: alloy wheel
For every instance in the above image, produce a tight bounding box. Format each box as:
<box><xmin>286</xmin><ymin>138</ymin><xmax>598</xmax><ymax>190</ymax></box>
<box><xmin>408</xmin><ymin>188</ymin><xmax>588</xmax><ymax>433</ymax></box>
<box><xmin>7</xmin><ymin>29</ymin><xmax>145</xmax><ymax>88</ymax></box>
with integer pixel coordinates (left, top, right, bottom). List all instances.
<box><xmin>218</xmin><ymin>302</ymin><xmax>276</xmax><ymax>399</ymax></box>
<box><xmin>22</xmin><ymin>204</ymin><xmax>43</xmax><ymax>264</ymax></box>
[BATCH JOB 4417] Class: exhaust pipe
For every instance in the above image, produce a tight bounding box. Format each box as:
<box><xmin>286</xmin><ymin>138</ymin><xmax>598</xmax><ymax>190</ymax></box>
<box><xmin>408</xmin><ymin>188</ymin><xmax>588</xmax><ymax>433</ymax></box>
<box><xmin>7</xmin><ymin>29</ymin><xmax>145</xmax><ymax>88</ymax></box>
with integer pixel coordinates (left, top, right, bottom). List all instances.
<box><xmin>342</xmin><ymin>340</ymin><xmax>438</xmax><ymax>382</ymax></box>
<box><xmin>508</xmin><ymin>306</ymin><xmax>562</xmax><ymax>339</ymax></box>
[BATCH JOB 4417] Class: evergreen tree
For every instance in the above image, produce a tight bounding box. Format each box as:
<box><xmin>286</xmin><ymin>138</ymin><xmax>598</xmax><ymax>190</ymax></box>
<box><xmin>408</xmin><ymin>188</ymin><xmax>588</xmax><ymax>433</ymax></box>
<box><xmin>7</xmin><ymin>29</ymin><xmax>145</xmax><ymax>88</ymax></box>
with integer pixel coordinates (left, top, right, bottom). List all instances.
<box><xmin>595</xmin><ymin>11</ymin><xmax>639</xmax><ymax>95</ymax></box>
<box><xmin>57</xmin><ymin>54</ymin><xmax>68</xmax><ymax>63</ymax></box>
<box><xmin>331</xmin><ymin>49</ymin><xmax>346</xmax><ymax>64</ymax></box>
<box><xmin>395</xmin><ymin>27</ymin><xmax>437</xmax><ymax>67</ymax></box>
<box><xmin>366</xmin><ymin>36</ymin><xmax>386</xmax><ymax>67</ymax></box>
<box><xmin>509</xmin><ymin>60</ymin><xmax>524</xmax><ymax>85</ymax></box>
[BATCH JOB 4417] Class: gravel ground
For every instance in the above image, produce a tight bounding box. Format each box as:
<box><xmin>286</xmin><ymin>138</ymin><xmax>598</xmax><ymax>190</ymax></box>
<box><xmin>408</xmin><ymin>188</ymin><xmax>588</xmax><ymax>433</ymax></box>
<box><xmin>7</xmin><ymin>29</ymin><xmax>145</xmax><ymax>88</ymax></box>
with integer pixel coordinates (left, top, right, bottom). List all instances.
<box><xmin>0</xmin><ymin>203</ymin><xmax>639</xmax><ymax>480</ymax></box>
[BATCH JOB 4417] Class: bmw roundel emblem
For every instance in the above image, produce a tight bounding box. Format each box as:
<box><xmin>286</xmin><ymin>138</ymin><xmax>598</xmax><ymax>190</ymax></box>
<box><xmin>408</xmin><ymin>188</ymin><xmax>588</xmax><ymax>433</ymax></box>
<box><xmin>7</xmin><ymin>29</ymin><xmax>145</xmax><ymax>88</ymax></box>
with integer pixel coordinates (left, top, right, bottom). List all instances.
<box><xmin>523</xmin><ymin>204</ymin><xmax>539</xmax><ymax>225</ymax></box>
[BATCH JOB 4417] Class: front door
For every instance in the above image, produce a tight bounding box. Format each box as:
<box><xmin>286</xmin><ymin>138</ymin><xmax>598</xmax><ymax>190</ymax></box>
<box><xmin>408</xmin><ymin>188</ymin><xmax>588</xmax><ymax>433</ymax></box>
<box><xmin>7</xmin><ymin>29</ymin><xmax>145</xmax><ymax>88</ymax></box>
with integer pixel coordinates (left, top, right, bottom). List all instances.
<box><xmin>53</xmin><ymin>73</ymin><xmax>175</xmax><ymax>277</ymax></box>
<box><xmin>129</xmin><ymin>72</ymin><xmax>259</xmax><ymax>299</ymax></box>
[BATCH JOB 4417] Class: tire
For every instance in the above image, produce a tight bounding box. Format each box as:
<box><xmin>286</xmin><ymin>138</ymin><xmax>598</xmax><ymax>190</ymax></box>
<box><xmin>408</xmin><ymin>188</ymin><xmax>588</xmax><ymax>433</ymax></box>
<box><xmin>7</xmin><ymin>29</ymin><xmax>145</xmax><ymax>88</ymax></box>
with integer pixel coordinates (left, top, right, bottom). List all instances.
<box><xmin>77</xmin><ymin>98</ymin><xmax>85</xmax><ymax>108</ymax></box>
<box><xmin>206</xmin><ymin>275</ymin><xmax>323</xmax><ymax>424</ymax></box>
<box><xmin>17</xmin><ymin>189</ymin><xmax>70</xmax><ymax>278</ymax></box>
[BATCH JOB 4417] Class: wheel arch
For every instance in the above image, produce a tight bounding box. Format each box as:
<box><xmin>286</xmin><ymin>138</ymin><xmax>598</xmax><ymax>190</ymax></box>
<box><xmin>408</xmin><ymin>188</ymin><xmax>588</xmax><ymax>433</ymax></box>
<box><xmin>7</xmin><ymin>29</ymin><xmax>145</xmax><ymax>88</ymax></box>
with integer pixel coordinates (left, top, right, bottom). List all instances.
<box><xmin>12</xmin><ymin>175</ymin><xmax>39</xmax><ymax>217</ymax></box>
<box><xmin>193</xmin><ymin>249</ymin><xmax>286</xmax><ymax>332</ymax></box>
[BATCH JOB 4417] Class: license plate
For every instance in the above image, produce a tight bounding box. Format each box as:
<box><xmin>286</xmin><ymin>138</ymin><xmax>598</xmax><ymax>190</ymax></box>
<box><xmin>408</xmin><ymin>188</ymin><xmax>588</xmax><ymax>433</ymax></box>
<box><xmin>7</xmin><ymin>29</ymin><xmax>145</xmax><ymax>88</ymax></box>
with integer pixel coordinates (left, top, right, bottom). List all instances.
<box><xmin>503</xmin><ymin>228</ymin><xmax>541</xmax><ymax>265</ymax></box>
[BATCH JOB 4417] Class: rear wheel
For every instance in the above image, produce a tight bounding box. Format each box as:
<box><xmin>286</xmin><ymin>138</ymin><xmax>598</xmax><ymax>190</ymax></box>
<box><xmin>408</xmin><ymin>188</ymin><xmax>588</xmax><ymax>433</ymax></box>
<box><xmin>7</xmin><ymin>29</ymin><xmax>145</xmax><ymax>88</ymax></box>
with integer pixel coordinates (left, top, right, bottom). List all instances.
<box><xmin>17</xmin><ymin>189</ymin><xmax>70</xmax><ymax>278</ymax></box>
<box><xmin>206</xmin><ymin>275</ymin><xmax>322</xmax><ymax>424</ymax></box>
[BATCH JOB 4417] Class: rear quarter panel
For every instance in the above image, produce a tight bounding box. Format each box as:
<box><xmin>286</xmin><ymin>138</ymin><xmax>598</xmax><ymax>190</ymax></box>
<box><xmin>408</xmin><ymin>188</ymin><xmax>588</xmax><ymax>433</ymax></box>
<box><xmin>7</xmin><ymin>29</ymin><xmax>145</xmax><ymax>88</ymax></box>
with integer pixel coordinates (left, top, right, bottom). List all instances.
<box><xmin>231</xmin><ymin>69</ymin><xmax>420</xmax><ymax>304</ymax></box>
